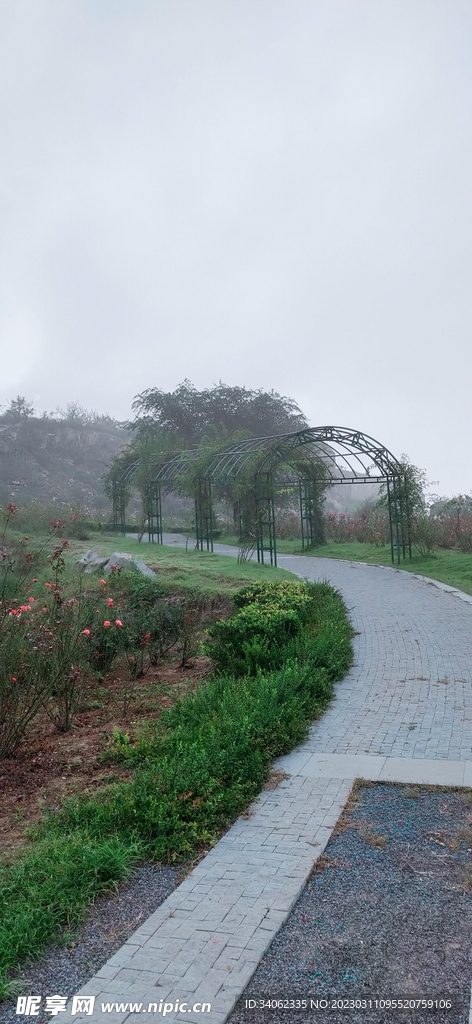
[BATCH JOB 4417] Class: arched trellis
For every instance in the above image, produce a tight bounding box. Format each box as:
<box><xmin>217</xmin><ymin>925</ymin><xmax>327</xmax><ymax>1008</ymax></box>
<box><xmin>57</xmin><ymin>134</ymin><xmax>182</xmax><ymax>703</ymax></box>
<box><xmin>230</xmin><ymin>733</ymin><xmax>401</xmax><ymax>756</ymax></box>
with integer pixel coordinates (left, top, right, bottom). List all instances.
<box><xmin>111</xmin><ymin>449</ymin><xmax>203</xmax><ymax>545</ymax></box>
<box><xmin>111</xmin><ymin>462</ymin><xmax>137</xmax><ymax>536</ymax></box>
<box><xmin>110</xmin><ymin>427</ymin><xmax>411</xmax><ymax>566</ymax></box>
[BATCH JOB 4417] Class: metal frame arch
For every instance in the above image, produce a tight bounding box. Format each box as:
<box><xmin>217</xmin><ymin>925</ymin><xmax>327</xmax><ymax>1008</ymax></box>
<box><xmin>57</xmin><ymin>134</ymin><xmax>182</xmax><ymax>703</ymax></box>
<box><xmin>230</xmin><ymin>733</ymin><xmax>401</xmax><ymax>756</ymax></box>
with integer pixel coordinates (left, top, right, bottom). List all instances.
<box><xmin>151</xmin><ymin>448</ymin><xmax>217</xmax><ymax>551</ymax></box>
<box><xmin>110</xmin><ymin>458</ymin><xmax>140</xmax><ymax>534</ymax></box>
<box><xmin>109</xmin><ymin>426</ymin><xmax>410</xmax><ymax>565</ymax></box>
<box><xmin>111</xmin><ymin>448</ymin><xmax>202</xmax><ymax>541</ymax></box>
<box><xmin>249</xmin><ymin>427</ymin><xmax>400</xmax><ymax>482</ymax></box>
<box><xmin>203</xmin><ymin>427</ymin><xmax>408</xmax><ymax>565</ymax></box>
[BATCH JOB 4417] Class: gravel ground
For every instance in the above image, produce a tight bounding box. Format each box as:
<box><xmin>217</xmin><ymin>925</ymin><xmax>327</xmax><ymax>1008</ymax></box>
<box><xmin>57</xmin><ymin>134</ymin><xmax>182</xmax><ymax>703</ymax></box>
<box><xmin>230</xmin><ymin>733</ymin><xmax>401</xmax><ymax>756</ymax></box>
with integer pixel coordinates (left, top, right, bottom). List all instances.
<box><xmin>1</xmin><ymin>785</ymin><xmax>470</xmax><ymax>1024</ymax></box>
<box><xmin>228</xmin><ymin>783</ymin><xmax>472</xmax><ymax>1024</ymax></box>
<box><xmin>0</xmin><ymin>862</ymin><xmax>180</xmax><ymax>1024</ymax></box>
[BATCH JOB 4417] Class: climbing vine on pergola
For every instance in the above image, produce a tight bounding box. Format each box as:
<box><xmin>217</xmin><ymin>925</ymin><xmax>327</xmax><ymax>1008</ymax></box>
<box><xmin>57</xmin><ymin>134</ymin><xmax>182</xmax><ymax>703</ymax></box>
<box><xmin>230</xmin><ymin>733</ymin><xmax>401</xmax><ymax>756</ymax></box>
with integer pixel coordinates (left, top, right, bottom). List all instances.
<box><xmin>110</xmin><ymin>426</ymin><xmax>411</xmax><ymax>566</ymax></box>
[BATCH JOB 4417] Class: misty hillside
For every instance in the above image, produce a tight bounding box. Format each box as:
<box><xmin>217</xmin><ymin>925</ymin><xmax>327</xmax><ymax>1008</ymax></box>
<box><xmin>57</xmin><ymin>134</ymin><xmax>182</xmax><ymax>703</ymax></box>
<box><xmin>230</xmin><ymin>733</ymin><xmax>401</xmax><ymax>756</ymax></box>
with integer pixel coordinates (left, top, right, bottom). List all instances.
<box><xmin>0</xmin><ymin>393</ymin><xmax>381</xmax><ymax>518</ymax></box>
<box><xmin>0</xmin><ymin>412</ymin><xmax>131</xmax><ymax>510</ymax></box>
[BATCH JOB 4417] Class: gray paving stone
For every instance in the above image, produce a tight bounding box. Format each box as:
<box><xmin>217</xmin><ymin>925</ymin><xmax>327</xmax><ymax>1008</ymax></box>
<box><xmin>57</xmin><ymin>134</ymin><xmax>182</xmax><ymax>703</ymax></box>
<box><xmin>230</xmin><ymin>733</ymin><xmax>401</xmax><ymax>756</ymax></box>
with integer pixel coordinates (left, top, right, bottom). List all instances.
<box><xmin>378</xmin><ymin>756</ymin><xmax>467</xmax><ymax>784</ymax></box>
<box><xmin>113</xmin><ymin>968</ymin><xmax>160</xmax><ymax>987</ymax></box>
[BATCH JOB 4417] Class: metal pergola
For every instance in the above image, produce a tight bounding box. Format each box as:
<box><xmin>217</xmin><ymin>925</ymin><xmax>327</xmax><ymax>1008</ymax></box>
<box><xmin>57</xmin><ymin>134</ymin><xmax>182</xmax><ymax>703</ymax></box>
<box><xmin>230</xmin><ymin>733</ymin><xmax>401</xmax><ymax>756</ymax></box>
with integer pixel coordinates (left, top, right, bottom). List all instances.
<box><xmin>110</xmin><ymin>427</ymin><xmax>411</xmax><ymax>566</ymax></box>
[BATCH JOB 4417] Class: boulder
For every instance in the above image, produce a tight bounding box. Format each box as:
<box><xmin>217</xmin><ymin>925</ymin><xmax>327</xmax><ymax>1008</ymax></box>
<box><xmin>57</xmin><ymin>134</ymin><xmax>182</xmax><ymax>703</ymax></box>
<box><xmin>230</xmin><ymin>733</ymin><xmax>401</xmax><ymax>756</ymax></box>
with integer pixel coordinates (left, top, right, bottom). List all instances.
<box><xmin>103</xmin><ymin>553</ymin><xmax>134</xmax><ymax>572</ymax></box>
<box><xmin>77</xmin><ymin>550</ymin><xmax>110</xmax><ymax>573</ymax></box>
<box><xmin>77</xmin><ymin>549</ymin><xmax>100</xmax><ymax>566</ymax></box>
<box><xmin>132</xmin><ymin>558</ymin><xmax>157</xmax><ymax>578</ymax></box>
<box><xmin>84</xmin><ymin>557</ymin><xmax>110</xmax><ymax>573</ymax></box>
<box><xmin>77</xmin><ymin>550</ymin><xmax>156</xmax><ymax>578</ymax></box>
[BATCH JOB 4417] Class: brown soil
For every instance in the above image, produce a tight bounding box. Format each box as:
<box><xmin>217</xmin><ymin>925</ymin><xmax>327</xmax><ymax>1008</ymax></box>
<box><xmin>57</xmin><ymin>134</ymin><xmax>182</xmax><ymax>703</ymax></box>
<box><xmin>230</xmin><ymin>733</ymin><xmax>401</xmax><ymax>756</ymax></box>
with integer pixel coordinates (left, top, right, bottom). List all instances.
<box><xmin>0</xmin><ymin>655</ymin><xmax>212</xmax><ymax>860</ymax></box>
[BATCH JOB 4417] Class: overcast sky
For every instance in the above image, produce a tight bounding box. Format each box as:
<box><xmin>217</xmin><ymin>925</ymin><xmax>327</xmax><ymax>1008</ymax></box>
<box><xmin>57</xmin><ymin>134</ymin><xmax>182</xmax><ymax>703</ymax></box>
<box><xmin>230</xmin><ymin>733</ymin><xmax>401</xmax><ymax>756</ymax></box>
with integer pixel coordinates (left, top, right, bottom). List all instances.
<box><xmin>0</xmin><ymin>0</ymin><xmax>470</xmax><ymax>495</ymax></box>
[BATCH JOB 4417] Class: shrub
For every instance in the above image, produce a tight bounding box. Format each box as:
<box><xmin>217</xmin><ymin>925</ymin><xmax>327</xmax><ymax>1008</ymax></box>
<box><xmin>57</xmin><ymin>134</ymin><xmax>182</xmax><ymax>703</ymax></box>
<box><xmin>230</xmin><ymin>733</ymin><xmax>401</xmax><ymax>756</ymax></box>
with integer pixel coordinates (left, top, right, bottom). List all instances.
<box><xmin>276</xmin><ymin>510</ymin><xmax>301</xmax><ymax>540</ymax></box>
<box><xmin>325</xmin><ymin>509</ymin><xmax>390</xmax><ymax>545</ymax></box>
<box><xmin>0</xmin><ymin>617</ymin><xmax>54</xmax><ymax>758</ymax></box>
<box><xmin>233</xmin><ymin>579</ymin><xmax>314</xmax><ymax>617</ymax></box>
<box><xmin>81</xmin><ymin>617</ymin><xmax>125</xmax><ymax>676</ymax></box>
<box><xmin>204</xmin><ymin>603</ymin><xmax>301</xmax><ymax>675</ymax></box>
<box><xmin>410</xmin><ymin>515</ymin><xmax>438</xmax><ymax>557</ymax></box>
<box><xmin>204</xmin><ymin>580</ymin><xmax>316</xmax><ymax>675</ymax></box>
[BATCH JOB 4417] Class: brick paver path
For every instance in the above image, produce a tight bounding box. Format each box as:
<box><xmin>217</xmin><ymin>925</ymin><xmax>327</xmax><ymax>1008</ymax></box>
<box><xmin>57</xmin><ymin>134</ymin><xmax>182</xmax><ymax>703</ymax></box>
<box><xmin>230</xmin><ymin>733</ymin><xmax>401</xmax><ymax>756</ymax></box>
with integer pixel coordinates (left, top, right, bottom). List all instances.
<box><xmin>278</xmin><ymin>557</ymin><xmax>472</xmax><ymax>764</ymax></box>
<box><xmin>70</xmin><ymin>556</ymin><xmax>472</xmax><ymax>1023</ymax></box>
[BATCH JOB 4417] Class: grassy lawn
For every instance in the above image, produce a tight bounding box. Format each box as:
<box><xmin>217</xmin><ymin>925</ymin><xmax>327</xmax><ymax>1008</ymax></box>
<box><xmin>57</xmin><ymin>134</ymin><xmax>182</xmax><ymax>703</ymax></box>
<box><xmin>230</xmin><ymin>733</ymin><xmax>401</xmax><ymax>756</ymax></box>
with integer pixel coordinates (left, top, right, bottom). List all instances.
<box><xmin>218</xmin><ymin>536</ymin><xmax>472</xmax><ymax>597</ymax></box>
<box><xmin>6</xmin><ymin>529</ymin><xmax>293</xmax><ymax>602</ymax></box>
<box><xmin>95</xmin><ymin>538</ymin><xmax>294</xmax><ymax>596</ymax></box>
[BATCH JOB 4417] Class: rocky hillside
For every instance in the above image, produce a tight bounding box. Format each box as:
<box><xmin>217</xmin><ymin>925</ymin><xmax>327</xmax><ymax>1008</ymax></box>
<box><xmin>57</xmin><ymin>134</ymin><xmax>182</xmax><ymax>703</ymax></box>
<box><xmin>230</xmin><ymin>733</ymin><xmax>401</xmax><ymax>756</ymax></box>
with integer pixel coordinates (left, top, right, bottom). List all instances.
<box><xmin>0</xmin><ymin>408</ymin><xmax>379</xmax><ymax>518</ymax></box>
<box><xmin>0</xmin><ymin>414</ymin><xmax>131</xmax><ymax>511</ymax></box>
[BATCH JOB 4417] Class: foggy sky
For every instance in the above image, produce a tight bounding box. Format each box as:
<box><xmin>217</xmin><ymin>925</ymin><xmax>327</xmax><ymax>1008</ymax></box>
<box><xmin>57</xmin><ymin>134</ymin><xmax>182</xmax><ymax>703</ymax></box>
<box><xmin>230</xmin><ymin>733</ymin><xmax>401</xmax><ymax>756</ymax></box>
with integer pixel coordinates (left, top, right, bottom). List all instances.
<box><xmin>0</xmin><ymin>0</ymin><xmax>470</xmax><ymax>496</ymax></box>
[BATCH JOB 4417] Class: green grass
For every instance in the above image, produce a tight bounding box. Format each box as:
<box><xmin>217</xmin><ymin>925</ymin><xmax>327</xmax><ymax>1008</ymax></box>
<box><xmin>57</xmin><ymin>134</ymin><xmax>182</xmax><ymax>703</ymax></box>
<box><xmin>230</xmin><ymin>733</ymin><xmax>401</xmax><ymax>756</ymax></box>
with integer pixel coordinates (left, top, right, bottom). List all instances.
<box><xmin>3</xmin><ymin>529</ymin><xmax>293</xmax><ymax>603</ymax></box>
<box><xmin>101</xmin><ymin>542</ymin><xmax>295</xmax><ymax>599</ymax></box>
<box><xmin>0</xmin><ymin>579</ymin><xmax>353</xmax><ymax>997</ymax></box>
<box><xmin>218</xmin><ymin>536</ymin><xmax>472</xmax><ymax>597</ymax></box>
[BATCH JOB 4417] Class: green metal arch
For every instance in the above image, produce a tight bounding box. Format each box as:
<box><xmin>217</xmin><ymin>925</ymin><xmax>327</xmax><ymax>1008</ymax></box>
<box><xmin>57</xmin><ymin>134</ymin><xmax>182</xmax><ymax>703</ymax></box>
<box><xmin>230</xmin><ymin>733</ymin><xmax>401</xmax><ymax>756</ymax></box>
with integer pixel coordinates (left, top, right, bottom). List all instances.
<box><xmin>110</xmin><ymin>427</ymin><xmax>410</xmax><ymax>564</ymax></box>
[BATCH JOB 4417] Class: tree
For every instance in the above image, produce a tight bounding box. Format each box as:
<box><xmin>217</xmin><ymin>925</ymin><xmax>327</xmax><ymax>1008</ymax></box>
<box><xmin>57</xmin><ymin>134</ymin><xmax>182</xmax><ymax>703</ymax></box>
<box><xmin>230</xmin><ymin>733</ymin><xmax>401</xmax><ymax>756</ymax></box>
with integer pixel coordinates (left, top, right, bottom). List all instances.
<box><xmin>110</xmin><ymin>382</ymin><xmax>318</xmax><ymax>544</ymax></box>
<box><xmin>377</xmin><ymin>455</ymin><xmax>436</xmax><ymax>556</ymax></box>
<box><xmin>130</xmin><ymin>381</ymin><xmax>308</xmax><ymax>444</ymax></box>
<box><xmin>3</xmin><ymin>396</ymin><xmax>35</xmax><ymax>419</ymax></box>
<box><xmin>54</xmin><ymin>402</ymin><xmax>116</xmax><ymax>426</ymax></box>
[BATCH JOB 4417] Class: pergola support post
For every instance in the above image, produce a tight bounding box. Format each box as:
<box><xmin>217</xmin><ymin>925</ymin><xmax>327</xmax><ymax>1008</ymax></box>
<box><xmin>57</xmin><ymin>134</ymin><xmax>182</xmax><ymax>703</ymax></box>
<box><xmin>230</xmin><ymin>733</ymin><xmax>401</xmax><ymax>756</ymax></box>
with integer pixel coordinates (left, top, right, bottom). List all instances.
<box><xmin>145</xmin><ymin>482</ymin><xmax>163</xmax><ymax>544</ymax></box>
<box><xmin>256</xmin><ymin>472</ymin><xmax>277</xmax><ymax>566</ymax></box>
<box><xmin>195</xmin><ymin>476</ymin><xmax>214</xmax><ymax>552</ymax></box>
<box><xmin>300</xmin><ymin>478</ymin><xmax>323</xmax><ymax>549</ymax></box>
<box><xmin>112</xmin><ymin>479</ymin><xmax>127</xmax><ymax>536</ymax></box>
<box><xmin>387</xmin><ymin>474</ymin><xmax>408</xmax><ymax>564</ymax></box>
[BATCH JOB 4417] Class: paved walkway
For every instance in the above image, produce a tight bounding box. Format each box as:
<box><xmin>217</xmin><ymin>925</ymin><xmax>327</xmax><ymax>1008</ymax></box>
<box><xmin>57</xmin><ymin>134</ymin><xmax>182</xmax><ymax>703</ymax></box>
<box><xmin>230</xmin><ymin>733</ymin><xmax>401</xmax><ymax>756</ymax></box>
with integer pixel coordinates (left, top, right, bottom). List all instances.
<box><xmin>70</xmin><ymin>555</ymin><xmax>472</xmax><ymax>1022</ymax></box>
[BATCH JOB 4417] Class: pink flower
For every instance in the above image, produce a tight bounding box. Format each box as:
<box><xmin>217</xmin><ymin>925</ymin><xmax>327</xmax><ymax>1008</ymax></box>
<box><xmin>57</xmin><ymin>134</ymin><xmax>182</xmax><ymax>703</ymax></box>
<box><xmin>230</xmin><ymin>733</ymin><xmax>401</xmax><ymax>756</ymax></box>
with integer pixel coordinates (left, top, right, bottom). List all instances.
<box><xmin>32</xmin><ymin>578</ymin><xmax>38</xmax><ymax>582</ymax></box>
<box><xmin>144</xmin><ymin>633</ymin><xmax>151</xmax><ymax>639</ymax></box>
<box><xmin>28</xmin><ymin>597</ymin><xmax>35</xmax><ymax>603</ymax></box>
<box><xmin>100</xmin><ymin>579</ymin><xmax>106</xmax><ymax>586</ymax></box>
<box><xmin>45</xmin><ymin>582</ymin><xmax>51</xmax><ymax>588</ymax></box>
<box><xmin>115</xmin><ymin>619</ymin><xmax>123</xmax><ymax>627</ymax></box>
<box><xmin>11</xmin><ymin>676</ymin><xmax>17</xmax><ymax>682</ymax></box>
<box><xmin>81</xmin><ymin>629</ymin><xmax>91</xmax><ymax>636</ymax></box>
<box><xmin>103</xmin><ymin>620</ymin><xmax>111</xmax><ymax>627</ymax></box>
<box><xmin>107</xmin><ymin>598</ymin><xmax>114</xmax><ymax>607</ymax></box>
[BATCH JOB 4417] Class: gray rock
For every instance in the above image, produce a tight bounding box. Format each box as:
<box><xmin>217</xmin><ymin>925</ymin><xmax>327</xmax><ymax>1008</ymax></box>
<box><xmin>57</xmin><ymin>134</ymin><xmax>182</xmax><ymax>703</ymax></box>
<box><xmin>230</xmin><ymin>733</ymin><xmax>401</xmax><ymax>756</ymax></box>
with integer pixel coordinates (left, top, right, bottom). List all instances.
<box><xmin>102</xmin><ymin>553</ymin><xmax>134</xmax><ymax>574</ymax></box>
<box><xmin>102</xmin><ymin>553</ymin><xmax>156</xmax><ymax>578</ymax></box>
<box><xmin>76</xmin><ymin>550</ymin><xmax>156</xmax><ymax>578</ymax></box>
<box><xmin>77</xmin><ymin>550</ymin><xmax>110</xmax><ymax>573</ymax></box>
<box><xmin>77</xmin><ymin>549</ymin><xmax>100</xmax><ymax>566</ymax></box>
<box><xmin>84</xmin><ymin>557</ymin><xmax>109</xmax><ymax>574</ymax></box>
<box><xmin>132</xmin><ymin>558</ymin><xmax>156</xmax><ymax>578</ymax></box>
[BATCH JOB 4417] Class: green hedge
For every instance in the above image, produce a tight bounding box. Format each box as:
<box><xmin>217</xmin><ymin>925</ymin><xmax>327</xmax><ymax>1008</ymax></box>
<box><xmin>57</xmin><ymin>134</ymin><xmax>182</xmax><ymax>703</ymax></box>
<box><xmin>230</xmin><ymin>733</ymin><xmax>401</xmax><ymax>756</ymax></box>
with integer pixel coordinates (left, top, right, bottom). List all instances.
<box><xmin>203</xmin><ymin>578</ymin><xmax>327</xmax><ymax>675</ymax></box>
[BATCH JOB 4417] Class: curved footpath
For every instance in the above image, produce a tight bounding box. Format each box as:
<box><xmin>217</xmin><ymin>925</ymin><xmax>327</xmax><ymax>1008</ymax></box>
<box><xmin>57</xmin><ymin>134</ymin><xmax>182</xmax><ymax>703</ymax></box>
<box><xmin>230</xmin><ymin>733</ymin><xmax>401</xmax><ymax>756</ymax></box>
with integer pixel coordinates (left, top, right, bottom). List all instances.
<box><xmin>69</xmin><ymin>553</ymin><xmax>472</xmax><ymax>1023</ymax></box>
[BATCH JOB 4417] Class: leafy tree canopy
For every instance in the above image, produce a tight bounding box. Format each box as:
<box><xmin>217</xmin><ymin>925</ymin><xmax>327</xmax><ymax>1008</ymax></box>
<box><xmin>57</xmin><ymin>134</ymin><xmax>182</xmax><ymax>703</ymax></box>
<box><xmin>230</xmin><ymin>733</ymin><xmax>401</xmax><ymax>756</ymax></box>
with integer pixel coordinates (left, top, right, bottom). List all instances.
<box><xmin>131</xmin><ymin>380</ymin><xmax>308</xmax><ymax>445</ymax></box>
